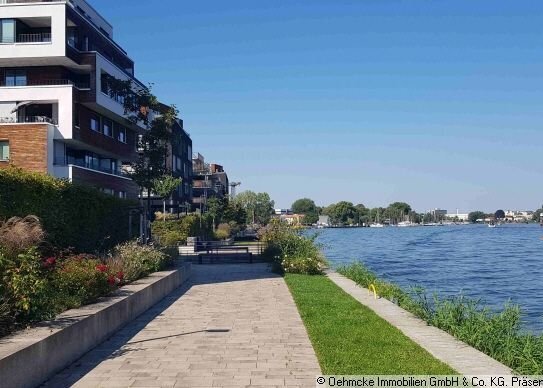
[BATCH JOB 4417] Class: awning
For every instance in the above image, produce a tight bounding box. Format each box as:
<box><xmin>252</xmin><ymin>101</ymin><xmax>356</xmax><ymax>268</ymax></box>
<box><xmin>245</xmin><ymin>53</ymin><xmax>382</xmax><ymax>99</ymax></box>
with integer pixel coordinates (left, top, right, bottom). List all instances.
<box><xmin>10</xmin><ymin>100</ymin><xmax>56</xmax><ymax>113</ymax></box>
<box><xmin>11</xmin><ymin>101</ymin><xmax>34</xmax><ymax>114</ymax></box>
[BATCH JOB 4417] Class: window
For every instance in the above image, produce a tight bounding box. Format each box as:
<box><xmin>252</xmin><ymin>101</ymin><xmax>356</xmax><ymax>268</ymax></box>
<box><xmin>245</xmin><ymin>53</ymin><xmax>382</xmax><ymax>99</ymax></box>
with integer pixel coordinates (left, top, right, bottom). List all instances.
<box><xmin>0</xmin><ymin>141</ymin><xmax>9</xmax><ymax>161</ymax></box>
<box><xmin>90</xmin><ymin>116</ymin><xmax>100</xmax><ymax>132</ymax></box>
<box><xmin>117</xmin><ymin>126</ymin><xmax>127</xmax><ymax>143</ymax></box>
<box><xmin>5</xmin><ymin>70</ymin><xmax>27</xmax><ymax>87</ymax></box>
<box><xmin>101</xmin><ymin>188</ymin><xmax>114</xmax><ymax>196</ymax></box>
<box><xmin>0</xmin><ymin>19</ymin><xmax>15</xmax><ymax>44</ymax></box>
<box><xmin>118</xmin><ymin>191</ymin><xmax>127</xmax><ymax>199</ymax></box>
<box><xmin>103</xmin><ymin>119</ymin><xmax>112</xmax><ymax>137</ymax></box>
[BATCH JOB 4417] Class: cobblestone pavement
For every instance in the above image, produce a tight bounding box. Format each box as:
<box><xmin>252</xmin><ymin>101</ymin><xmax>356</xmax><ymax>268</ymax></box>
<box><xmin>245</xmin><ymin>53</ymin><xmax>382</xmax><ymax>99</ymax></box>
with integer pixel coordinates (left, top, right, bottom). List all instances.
<box><xmin>44</xmin><ymin>264</ymin><xmax>321</xmax><ymax>388</ymax></box>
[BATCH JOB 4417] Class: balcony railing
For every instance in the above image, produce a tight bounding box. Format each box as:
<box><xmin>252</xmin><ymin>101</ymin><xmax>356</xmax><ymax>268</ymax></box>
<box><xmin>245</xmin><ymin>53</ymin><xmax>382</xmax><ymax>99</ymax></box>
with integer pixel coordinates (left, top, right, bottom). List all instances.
<box><xmin>16</xmin><ymin>32</ymin><xmax>51</xmax><ymax>43</ymax></box>
<box><xmin>55</xmin><ymin>158</ymin><xmax>128</xmax><ymax>178</ymax></box>
<box><xmin>0</xmin><ymin>116</ymin><xmax>57</xmax><ymax>125</ymax></box>
<box><xmin>0</xmin><ymin>79</ymin><xmax>90</xmax><ymax>89</ymax></box>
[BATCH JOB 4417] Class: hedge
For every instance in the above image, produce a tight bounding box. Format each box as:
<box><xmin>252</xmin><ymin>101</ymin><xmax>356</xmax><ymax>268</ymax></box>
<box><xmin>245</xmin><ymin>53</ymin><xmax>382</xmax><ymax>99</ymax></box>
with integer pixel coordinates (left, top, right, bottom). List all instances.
<box><xmin>0</xmin><ymin>168</ymin><xmax>136</xmax><ymax>252</ymax></box>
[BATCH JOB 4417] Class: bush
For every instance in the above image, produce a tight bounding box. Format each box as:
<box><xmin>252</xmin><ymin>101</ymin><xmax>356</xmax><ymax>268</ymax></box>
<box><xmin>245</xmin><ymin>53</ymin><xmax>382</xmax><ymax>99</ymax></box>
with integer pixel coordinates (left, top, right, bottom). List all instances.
<box><xmin>108</xmin><ymin>241</ymin><xmax>171</xmax><ymax>283</ymax></box>
<box><xmin>215</xmin><ymin>223</ymin><xmax>231</xmax><ymax>240</ymax></box>
<box><xmin>0</xmin><ymin>168</ymin><xmax>136</xmax><ymax>252</ymax></box>
<box><xmin>152</xmin><ymin>214</ymin><xmax>213</xmax><ymax>246</ymax></box>
<box><xmin>0</xmin><ymin>216</ymin><xmax>45</xmax><ymax>256</ymax></box>
<box><xmin>259</xmin><ymin>220</ymin><xmax>327</xmax><ymax>275</ymax></box>
<box><xmin>52</xmin><ymin>255</ymin><xmax>115</xmax><ymax>310</ymax></box>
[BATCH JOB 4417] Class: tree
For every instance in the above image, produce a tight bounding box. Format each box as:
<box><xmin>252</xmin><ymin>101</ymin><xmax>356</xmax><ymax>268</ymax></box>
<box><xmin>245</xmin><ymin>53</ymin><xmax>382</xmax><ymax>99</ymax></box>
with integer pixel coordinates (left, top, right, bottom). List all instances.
<box><xmin>153</xmin><ymin>175</ymin><xmax>182</xmax><ymax>221</ymax></box>
<box><xmin>494</xmin><ymin>209</ymin><xmax>505</xmax><ymax>220</ymax></box>
<box><xmin>385</xmin><ymin>202</ymin><xmax>412</xmax><ymax>225</ymax></box>
<box><xmin>533</xmin><ymin>206</ymin><xmax>543</xmax><ymax>222</ymax></box>
<box><xmin>104</xmin><ymin>74</ymin><xmax>179</xmax><ymax>241</ymax></box>
<box><xmin>355</xmin><ymin>204</ymin><xmax>370</xmax><ymax>225</ymax></box>
<box><xmin>324</xmin><ymin>201</ymin><xmax>357</xmax><ymax>225</ymax></box>
<box><xmin>206</xmin><ymin>197</ymin><xmax>223</xmax><ymax>231</ymax></box>
<box><xmin>468</xmin><ymin>211</ymin><xmax>486</xmax><ymax>223</ymax></box>
<box><xmin>234</xmin><ymin>191</ymin><xmax>275</xmax><ymax>225</ymax></box>
<box><xmin>291</xmin><ymin>198</ymin><xmax>319</xmax><ymax>225</ymax></box>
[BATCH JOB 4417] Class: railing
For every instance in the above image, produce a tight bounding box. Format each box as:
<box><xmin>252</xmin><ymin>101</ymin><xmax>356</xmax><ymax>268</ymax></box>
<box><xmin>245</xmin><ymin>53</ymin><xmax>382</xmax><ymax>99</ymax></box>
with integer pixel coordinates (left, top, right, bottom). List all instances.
<box><xmin>56</xmin><ymin>158</ymin><xmax>128</xmax><ymax>178</ymax></box>
<box><xmin>0</xmin><ymin>116</ymin><xmax>57</xmax><ymax>125</ymax></box>
<box><xmin>0</xmin><ymin>79</ymin><xmax>90</xmax><ymax>89</ymax></box>
<box><xmin>16</xmin><ymin>33</ymin><xmax>51</xmax><ymax>43</ymax></box>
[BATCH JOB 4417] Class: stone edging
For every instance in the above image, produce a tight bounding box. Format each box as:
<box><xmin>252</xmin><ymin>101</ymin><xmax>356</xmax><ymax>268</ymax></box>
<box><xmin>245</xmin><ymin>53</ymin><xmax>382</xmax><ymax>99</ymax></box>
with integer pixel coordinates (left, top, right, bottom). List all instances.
<box><xmin>327</xmin><ymin>271</ymin><xmax>513</xmax><ymax>375</ymax></box>
<box><xmin>0</xmin><ymin>262</ymin><xmax>192</xmax><ymax>388</ymax></box>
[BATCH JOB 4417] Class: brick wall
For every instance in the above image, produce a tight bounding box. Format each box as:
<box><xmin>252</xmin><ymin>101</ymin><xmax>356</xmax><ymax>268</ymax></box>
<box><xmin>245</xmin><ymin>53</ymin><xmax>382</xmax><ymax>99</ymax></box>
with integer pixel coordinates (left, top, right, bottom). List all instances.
<box><xmin>0</xmin><ymin>124</ymin><xmax>48</xmax><ymax>173</ymax></box>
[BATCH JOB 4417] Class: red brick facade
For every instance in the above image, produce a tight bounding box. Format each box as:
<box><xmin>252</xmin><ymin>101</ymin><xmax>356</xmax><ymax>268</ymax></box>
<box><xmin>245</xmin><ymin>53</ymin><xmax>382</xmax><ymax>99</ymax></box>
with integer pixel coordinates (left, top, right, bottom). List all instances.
<box><xmin>0</xmin><ymin>124</ymin><xmax>48</xmax><ymax>173</ymax></box>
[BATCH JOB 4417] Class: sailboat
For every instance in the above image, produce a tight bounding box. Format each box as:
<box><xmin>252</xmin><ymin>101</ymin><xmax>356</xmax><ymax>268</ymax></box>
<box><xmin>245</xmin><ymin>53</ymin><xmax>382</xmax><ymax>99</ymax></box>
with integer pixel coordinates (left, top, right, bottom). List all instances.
<box><xmin>370</xmin><ymin>212</ymin><xmax>385</xmax><ymax>228</ymax></box>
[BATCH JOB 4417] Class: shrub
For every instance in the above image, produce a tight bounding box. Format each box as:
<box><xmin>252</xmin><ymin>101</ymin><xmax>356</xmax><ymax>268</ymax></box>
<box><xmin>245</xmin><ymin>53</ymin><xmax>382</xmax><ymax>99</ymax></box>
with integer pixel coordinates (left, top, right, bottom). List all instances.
<box><xmin>108</xmin><ymin>241</ymin><xmax>171</xmax><ymax>283</ymax></box>
<box><xmin>0</xmin><ymin>168</ymin><xmax>135</xmax><ymax>252</ymax></box>
<box><xmin>1</xmin><ymin>247</ymin><xmax>54</xmax><ymax>322</ymax></box>
<box><xmin>52</xmin><ymin>255</ymin><xmax>114</xmax><ymax>310</ymax></box>
<box><xmin>0</xmin><ymin>215</ymin><xmax>45</xmax><ymax>257</ymax></box>
<box><xmin>259</xmin><ymin>220</ymin><xmax>327</xmax><ymax>275</ymax></box>
<box><xmin>215</xmin><ymin>223</ymin><xmax>231</xmax><ymax>240</ymax></box>
<box><xmin>152</xmin><ymin>215</ymin><xmax>213</xmax><ymax>246</ymax></box>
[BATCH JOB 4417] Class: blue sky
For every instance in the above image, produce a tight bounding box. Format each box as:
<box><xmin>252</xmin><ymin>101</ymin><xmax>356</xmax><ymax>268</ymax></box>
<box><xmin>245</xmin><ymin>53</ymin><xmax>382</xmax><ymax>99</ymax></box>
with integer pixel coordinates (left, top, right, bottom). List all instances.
<box><xmin>94</xmin><ymin>0</ymin><xmax>543</xmax><ymax>212</ymax></box>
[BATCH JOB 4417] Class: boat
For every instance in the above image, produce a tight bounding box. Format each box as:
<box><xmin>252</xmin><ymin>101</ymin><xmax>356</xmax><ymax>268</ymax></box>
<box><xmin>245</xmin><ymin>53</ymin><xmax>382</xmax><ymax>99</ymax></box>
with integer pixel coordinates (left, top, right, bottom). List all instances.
<box><xmin>369</xmin><ymin>223</ymin><xmax>385</xmax><ymax>228</ymax></box>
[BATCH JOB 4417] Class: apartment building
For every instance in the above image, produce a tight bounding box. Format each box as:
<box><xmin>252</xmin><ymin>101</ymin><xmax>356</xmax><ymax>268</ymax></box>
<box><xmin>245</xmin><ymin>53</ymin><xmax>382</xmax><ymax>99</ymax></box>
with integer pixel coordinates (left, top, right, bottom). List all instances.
<box><xmin>0</xmin><ymin>0</ymin><xmax>190</xmax><ymax>201</ymax></box>
<box><xmin>192</xmin><ymin>153</ymin><xmax>229</xmax><ymax>211</ymax></box>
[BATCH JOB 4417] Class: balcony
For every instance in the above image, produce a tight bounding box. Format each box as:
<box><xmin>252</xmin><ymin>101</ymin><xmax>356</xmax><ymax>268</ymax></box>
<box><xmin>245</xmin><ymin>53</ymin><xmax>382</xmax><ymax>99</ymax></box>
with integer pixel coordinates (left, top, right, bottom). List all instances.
<box><xmin>55</xmin><ymin>157</ymin><xmax>128</xmax><ymax>178</ymax></box>
<box><xmin>0</xmin><ymin>116</ymin><xmax>57</xmax><ymax>125</ymax></box>
<box><xmin>16</xmin><ymin>32</ymin><xmax>51</xmax><ymax>43</ymax></box>
<box><xmin>0</xmin><ymin>78</ymin><xmax>90</xmax><ymax>89</ymax></box>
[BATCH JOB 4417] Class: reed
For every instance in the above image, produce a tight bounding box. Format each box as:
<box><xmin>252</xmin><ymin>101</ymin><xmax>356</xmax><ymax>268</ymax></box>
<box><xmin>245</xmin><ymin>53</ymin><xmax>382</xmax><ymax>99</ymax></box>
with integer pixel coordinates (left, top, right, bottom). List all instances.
<box><xmin>338</xmin><ymin>262</ymin><xmax>543</xmax><ymax>375</ymax></box>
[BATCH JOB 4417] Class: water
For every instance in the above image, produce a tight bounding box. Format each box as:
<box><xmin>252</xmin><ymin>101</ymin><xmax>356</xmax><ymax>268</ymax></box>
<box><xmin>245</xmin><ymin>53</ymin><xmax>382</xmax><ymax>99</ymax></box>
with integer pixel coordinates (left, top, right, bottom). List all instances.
<box><xmin>316</xmin><ymin>224</ymin><xmax>543</xmax><ymax>333</ymax></box>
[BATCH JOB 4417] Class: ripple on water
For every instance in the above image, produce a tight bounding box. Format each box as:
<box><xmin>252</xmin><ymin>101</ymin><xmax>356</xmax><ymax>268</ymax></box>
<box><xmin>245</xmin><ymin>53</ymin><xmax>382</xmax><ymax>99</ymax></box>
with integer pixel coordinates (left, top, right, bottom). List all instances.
<box><xmin>317</xmin><ymin>224</ymin><xmax>543</xmax><ymax>332</ymax></box>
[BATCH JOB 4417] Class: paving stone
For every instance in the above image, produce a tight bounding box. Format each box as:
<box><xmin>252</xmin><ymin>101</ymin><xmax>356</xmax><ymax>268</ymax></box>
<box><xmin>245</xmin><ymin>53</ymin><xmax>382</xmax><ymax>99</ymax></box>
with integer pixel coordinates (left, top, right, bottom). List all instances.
<box><xmin>44</xmin><ymin>264</ymin><xmax>321</xmax><ymax>387</ymax></box>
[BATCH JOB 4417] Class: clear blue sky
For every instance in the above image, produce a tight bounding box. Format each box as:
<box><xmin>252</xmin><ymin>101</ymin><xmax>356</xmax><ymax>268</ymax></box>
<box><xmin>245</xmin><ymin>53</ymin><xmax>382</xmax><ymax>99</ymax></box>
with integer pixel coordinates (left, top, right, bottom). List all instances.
<box><xmin>94</xmin><ymin>0</ymin><xmax>543</xmax><ymax>212</ymax></box>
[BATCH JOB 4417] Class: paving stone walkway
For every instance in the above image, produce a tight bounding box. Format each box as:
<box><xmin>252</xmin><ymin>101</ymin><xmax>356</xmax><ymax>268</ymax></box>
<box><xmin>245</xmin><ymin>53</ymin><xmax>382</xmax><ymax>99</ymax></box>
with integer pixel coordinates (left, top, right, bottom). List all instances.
<box><xmin>44</xmin><ymin>264</ymin><xmax>321</xmax><ymax>388</ymax></box>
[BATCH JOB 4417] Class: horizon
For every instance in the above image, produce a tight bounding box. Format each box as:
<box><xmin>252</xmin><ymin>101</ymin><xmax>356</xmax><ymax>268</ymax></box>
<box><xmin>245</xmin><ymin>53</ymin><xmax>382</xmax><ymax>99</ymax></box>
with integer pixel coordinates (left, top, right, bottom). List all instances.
<box><xmin>94</xmin><ymin>0</ymin><xmax>543</xmax><ymax>211</ymax></box>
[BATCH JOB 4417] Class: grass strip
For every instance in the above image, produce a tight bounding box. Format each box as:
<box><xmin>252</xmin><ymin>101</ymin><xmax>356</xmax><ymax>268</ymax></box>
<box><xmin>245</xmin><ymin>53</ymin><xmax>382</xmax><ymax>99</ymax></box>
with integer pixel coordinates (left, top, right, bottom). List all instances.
<box><xmin>285</xmin><ymin>273</ymin><xmax>456</xmax><ymax>375</ymax></box>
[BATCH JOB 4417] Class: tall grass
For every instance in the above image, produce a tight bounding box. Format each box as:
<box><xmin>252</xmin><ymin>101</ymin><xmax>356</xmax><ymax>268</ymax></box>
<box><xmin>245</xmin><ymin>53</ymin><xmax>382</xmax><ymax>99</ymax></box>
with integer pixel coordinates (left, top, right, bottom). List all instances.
<box><xmin>338</xmin><ymin>262</ymin><xmax>543</xmax><ymax>375</ymax></box>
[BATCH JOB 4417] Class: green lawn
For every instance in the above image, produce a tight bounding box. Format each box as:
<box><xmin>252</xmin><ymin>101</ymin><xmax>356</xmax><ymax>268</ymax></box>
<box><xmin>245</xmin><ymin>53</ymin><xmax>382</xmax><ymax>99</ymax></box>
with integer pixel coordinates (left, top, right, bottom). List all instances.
<box><xmin>285</xmin><ymin>274</ymin><xmax>457</xmax><ymax>375</ymax></box>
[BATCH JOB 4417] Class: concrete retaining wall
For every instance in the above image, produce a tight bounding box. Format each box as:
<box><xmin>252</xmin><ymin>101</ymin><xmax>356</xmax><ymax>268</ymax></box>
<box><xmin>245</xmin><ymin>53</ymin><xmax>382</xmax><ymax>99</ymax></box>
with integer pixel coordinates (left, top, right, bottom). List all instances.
<box><xmin>0</xmin><ymin>262</ymin><xmax>191</xmax><ymax>388</ymax></box>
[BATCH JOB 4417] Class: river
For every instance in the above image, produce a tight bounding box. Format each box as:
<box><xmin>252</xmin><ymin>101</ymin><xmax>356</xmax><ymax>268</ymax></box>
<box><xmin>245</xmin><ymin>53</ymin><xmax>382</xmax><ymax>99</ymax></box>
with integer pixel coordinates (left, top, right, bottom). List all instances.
<box><xmin>316</xmin><ymin>224</ymin><xmax>543</xmax><ymax>332</ymax></box>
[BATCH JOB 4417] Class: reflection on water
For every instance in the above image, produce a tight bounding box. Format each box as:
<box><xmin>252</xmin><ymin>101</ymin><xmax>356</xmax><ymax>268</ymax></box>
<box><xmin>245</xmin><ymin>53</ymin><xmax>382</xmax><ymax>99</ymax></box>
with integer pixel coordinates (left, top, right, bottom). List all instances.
<box><xmin>316</xmin><ymin>224</ymin><xmax>543</xmax><ymax>332</ymax></box>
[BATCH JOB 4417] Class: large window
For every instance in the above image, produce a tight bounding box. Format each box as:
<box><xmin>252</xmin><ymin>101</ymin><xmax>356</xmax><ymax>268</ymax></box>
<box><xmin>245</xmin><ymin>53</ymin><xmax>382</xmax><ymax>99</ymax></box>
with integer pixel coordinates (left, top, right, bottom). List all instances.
<box><xmin>90</xmin><ymin>115</ymin><xmax>100</xmax><ymax>132</ymax></box>
<box><xmin>5</xmin><ymin>70</ymin><xmax>27</xmax><ymax>87</ymax></box>
<box><xmin>0</xmin><ymin>19</ymin><xmax>15</xmax><ymax>44</ymax></box>
<box><xmin>102</xmin><ymin>118</ymin><xmax>113</xmax><ymax>137</ymax></box>
<box><xmin>117</xmin><ymin>125</ymin><xmax>127</xmax><ymax>143</ymax></box>
<box><xmin>0</xmin><ymin>141</ymin><xmax>9</xmax><ymax>161</ymax></box>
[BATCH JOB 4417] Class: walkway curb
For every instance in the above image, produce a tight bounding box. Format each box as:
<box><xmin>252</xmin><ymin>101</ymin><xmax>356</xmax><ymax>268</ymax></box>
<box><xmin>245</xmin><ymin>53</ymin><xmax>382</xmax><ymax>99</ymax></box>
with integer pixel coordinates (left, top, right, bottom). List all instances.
<box><xmin>0</xmin><ymin>262</ymin><xmax>191</xmax><ymax>388</ymax></box>
<box><xmin>327</xmin><ymin>271</ymin><xmax>513</xmax><ymax>375</ymax></box>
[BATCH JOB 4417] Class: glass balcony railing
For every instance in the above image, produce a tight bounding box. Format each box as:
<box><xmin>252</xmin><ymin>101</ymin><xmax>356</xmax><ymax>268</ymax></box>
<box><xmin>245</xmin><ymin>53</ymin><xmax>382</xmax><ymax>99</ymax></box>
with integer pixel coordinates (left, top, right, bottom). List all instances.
<box><xmin>0</xmin><ymin>116</ymin><xmax>57</xmax><ymax>125</ymax></box>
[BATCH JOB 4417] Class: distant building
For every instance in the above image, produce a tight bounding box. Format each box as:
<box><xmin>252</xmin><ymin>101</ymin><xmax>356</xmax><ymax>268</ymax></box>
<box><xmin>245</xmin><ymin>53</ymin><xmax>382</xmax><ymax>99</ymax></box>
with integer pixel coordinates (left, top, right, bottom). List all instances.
<box><xmin>274</xmin><ymin>209</ymin><xmax>292</xmax><ymax>216</ymax></box>
<box><xmin>504</xmin><ymin>210</ymin><xmax>534</xmax><ymax>222</ymax></box>
<box><xmin>429</xmin><ymin>208</ymin><xmax>447</xmax><ymax>221</ymax></box>
<box><xmin>192</xmin><ymin>153</ymin><xmax>229</xmax><ymax>212</ymax></box>
<box><xmin>445</xmin><ymin>210</ymin><xmax>469</xmax><ymax>222</ymax></box>
<box><xmin>280</xmin><ymin>214</ymin><xmax>304</xmax><ymax>225</ymax></box>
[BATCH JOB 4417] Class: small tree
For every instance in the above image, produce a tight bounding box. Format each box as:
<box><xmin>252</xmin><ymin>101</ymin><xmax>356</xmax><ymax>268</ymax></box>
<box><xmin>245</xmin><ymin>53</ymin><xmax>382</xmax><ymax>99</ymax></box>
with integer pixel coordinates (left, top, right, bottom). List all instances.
<box><xmin>153</xmin><ymin>175</ymin><xmax>182</xmax><ymax>221</ymax></box>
